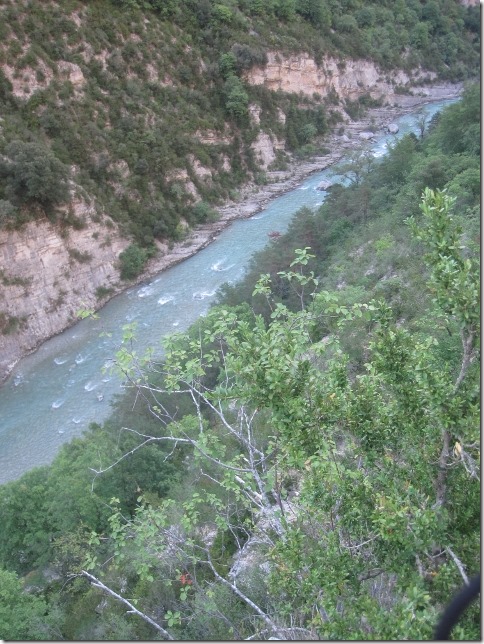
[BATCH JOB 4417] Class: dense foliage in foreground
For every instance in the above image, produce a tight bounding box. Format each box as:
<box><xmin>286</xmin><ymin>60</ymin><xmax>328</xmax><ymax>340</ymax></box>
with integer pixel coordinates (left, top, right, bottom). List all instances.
<box><xmin>0</xmin><ymin>87</ymin><xmax>479</xmax><ymax>640</ymax></box>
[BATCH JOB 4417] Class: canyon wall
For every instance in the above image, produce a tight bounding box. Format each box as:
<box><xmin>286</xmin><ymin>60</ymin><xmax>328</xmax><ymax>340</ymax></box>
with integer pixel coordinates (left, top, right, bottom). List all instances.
<box><xmin>0</xmin><ymin>52</ymin><xmax>447</xmax><ymax>381</ymax></box>
<box><xmin>245</xmin><ymin>53</ymin><xmax>436</xmax><ymax>102</ymax></box>
<box><xmin>0</xmin><ymin>201</ymin><xmax>128</xmax><ymax>379</ymax></box>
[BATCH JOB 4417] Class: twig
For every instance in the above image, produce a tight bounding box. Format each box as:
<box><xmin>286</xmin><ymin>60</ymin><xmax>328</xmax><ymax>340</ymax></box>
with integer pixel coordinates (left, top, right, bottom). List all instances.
<box><xmin>446</xmin><ymin>547</ymin><xmax>469</xmax><ymax>586</ymax></box>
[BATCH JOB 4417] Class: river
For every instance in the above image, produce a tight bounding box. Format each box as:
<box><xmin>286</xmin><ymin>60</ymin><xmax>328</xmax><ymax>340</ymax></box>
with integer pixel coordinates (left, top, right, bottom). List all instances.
<box><xmin>0</xmin><ymin>98</ymin><xmax>457</xmax><ymax>484</ymax></box>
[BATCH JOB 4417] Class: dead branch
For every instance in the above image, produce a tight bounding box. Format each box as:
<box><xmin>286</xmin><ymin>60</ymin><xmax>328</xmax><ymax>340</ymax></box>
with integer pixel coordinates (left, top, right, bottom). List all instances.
<box><xmin>81</xmin><ymin>571</ymin><xmax>174</xmax><ymax>639</ymax></box>
<box><xmin>446</xmin><ymin>547</ymin><xmax>470</xmax><ymax>586</ymax></box>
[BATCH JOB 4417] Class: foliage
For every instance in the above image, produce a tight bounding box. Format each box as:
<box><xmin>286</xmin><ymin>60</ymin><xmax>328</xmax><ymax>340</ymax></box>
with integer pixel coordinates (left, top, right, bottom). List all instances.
<box><xmin>0</xmin><ymin>395</ymin><xmax>183</xmax><ymax>576</ymax></box>
<box><xmin>223</xmin><ymin>74</ymin><xmax>249</xmax><ymax>121</ymax></box>
<box><xmin>119</xmin><ymin>243</ymin><xmax>149</xmax><ymax>280</ymax></box>
<box><xmin>71</xmin><ymin>212</ymin><xmax>479</xmax><ymax>638</ymax></box>
<box><xmin>0</xmin><ymin>568</ymin><xmax>50</xmax><ymax>640</ymax></box>
<box><xmin>188</xmin><ymin>201</ymin><xmax>219</xmax><ymax>224</ymax></box>
<box><xmin>408</xmin><ymin>188</ymin><xmax>479</xmax><ymax>338</ymax></box>
<box><xmin>285</xmin><ymin>103</ymin><xmax>327</xmax><ymax>151</ymax></box>
<box><xmin>0</xmin><ymin>140</ymin><xmax>70</xmax><ymax>209</ymax></box>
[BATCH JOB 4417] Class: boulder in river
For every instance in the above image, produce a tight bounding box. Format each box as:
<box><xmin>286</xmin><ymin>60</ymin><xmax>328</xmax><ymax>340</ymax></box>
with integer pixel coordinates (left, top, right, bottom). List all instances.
<box><xmin>316</xmin><ymin>180</ymin><xmax>332</xmax><ymax>191</ymax></box>
<box><xmin>359</xmin><ymin>131</ymin><xmax>375</xmax><ymax>140</ymax></box>
<box><xmin>387</xmin><ymin>123</ymin><xmax>399</xmax><ymax>134</ymax></box>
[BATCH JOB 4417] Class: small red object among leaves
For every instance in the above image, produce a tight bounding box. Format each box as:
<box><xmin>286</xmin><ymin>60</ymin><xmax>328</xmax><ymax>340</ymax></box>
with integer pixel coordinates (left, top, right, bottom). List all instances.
<box><xmin>268</xmin><ymin>230</ymin><xmax>281</xmax><ymax>239</ymax></box>
<box><xmin>179</xmin><ymin>572</ymin><xmax>193</xmax><ymax>585</ymax></box>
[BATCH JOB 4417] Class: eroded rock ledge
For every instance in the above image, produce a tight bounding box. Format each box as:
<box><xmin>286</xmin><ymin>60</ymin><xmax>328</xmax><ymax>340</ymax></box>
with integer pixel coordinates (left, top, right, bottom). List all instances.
<box><xmin>245</xmin><ymin>52</ymin><xmax>437</xmax><ymax>102</ymax></box>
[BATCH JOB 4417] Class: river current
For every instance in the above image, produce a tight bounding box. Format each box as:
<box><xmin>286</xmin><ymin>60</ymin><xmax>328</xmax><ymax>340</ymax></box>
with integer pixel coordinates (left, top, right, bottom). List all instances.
<box><xmin>0</xmin><ymin>99</ymin><xmax>456</xmax><ymax>484</ymax></box>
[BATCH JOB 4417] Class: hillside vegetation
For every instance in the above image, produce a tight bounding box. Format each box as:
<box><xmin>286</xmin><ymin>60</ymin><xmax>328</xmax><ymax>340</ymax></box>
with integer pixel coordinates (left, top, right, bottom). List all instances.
<box><xmin>0</xmin><ymin>84</ymin><xmax>479</xmax><ymax>640</ymax></box>
<box><xmin>0</xmin><ymin>0</ymin><xmax>479</xmax><ymax>255</ymax></box>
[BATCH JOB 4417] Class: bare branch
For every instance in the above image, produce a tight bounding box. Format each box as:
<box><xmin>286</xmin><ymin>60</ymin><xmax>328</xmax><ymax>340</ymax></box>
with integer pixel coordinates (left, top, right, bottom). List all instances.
<box><xmin>416</xmin><ymin>554</ymin><xmax>424</xmax><ymax>578</ymax></box>
<box><xmin>434</xmin><ymin>429</ymin><xmax>451</xmax><ymax>508</ymax></box>
<box><xmin>345</xmin><ymin>534</ymin><xmax>378</xmax><ymax>550</ymax></box>
<box><xmin>89</xmin><ymin>429</ymin><xmax>190</xmax><ymax>476</ymax></box>
<box><xmin>204</xmin><ymin>552</ymin><xmax>286</xmax><ymax>638</ymax></box>
<box><xmin>358</xmin><ymin>568</ymin><xmax>383</xmax><ymax>582</ymax></box>
<box><xmin>456</xmin><ymin>445</ymin><xmax>480</xmax><ymax>481</ymax></box>
<box><xmin>453</xmin><ymin>329</ymin><xmax>477</xmax><ymax>393</ymax></box>
<box><xmin>446</xmin><ymin>547</ymin><xmax>470</xmax><ymax>586</ymax></box>
<box><xmin>81</xmin><ymin>571</ymin><xmax>174</xmax><ymax>639</ymax></box>
<box><xmin>245</xmin><ymin>626</ymin><xmax>317</xmax><ymax>640</ymax></box>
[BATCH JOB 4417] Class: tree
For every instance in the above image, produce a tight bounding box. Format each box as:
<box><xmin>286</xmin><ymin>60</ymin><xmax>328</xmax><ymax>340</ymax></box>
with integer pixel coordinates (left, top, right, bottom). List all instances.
<box><xmin>119</xmin><ymin>243</ymin><xmax>149</xmax><ymax>280</ymax></box>
<box><xmin>0</xmin><ymin>568</ymin><xmax>49</xmax><ymax>640</ymax></box>
<box><xmin>432</xmin><ymin>84</ymin><xmax>480</xmax><ymax>156</ymax></box>
<box><xmin>218</xmin><ymin>52</ymin><xmax>237</xmax><ymax>80</ymax></box>
<box><xmin>296</xmin><ymin>0</ymin><xmax>331</xmax><ymax>29</ymax></box>
<box><xmin>275</xmin><ymin>0</ymin><xmax>296</xmax><ymax>21</ymax></box>
<box><xmin>0</xmin><ymin>199</ymin><xmax>17</xmax><ymax>228</ymax></box>
<box><xmin>330</xmin><ymin>145</ymin><xmax>375</xmax><ymax>186</ymax></box>
<box><xmin>408</xmin><ymin>189</ymin><xmax>479</xmax><ymax>506</ymax></box>
<box><xmin>1</xmin><ymin>140</ymin><xmax>70</xmax><ymax>208</ymax></box>
<box><xmin>79</xmin><ymin>191</ymin><xmax>479</xmax><ymax>639</ymax></box>
<box><xmin>377</xmin><ymin>133</ymin><xmax>418</xmax><ymax>187</ymax></box>
<box><xmin>0</xmin><ymin>468</ymin><xmax>52</xmax><ymax>573</ymax></box>
<box><xmin>223</xmin><ymin>75</ymin><xmax>249</xmax><ymax>122</ymax></box>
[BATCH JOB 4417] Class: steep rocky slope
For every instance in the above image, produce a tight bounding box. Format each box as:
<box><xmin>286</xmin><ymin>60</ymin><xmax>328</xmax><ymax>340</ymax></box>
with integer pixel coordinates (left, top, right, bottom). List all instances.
<box><xmin>245</xmin><ymin>53</ymin><xmax>436</xmax><ymax>99</ymax></box>
<box><xmin>0</xmin><ymin>202</ymin><xmax>127</xmax><ymax>378</ymax></box>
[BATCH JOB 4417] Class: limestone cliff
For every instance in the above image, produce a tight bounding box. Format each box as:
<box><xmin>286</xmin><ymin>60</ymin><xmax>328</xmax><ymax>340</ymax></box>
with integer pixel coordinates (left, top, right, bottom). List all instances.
<box><xmin>245</xmin><ymin>53</ymin><xmax>435</xmax><ymax>103</ymax></box>
<box><xmin>0</xmin><ymin>201</ymin><xmax>127</xmax><ymax>379</ymax></box>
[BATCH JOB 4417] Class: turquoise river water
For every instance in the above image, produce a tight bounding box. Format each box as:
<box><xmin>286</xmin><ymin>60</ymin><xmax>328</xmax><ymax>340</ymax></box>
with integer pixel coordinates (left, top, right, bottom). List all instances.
<box><xmin>0</xmin><ymin>99</ymin><xmax>456</xmax><ymax>483</ymax></box>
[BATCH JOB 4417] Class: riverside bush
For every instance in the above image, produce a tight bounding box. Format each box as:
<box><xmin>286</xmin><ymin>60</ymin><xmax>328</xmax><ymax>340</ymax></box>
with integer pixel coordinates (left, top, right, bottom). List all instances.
<box><xmin>0</xmin><ymin>141</ymin><xmax>70</xmax><ymax>208</ymax></box>
<box><xmin>119</xmin><ymin>243</ymin><xmax>149</xmax><ymax>280</ymax></box>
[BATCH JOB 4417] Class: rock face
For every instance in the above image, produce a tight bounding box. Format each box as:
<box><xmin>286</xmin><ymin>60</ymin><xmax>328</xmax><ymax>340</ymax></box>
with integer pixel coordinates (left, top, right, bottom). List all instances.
<box><xmin>0</xmin><ymin>202</ymin><xmax>127</xmax><ymax>379</ymax></box>
<box><xmin>245</xmin><ymin>52</ymin><xmax>435</xmax><ymax>105</ymax></box>
<box><xmin>251</xmin><ymin>132</ymin><xmax>284</xmax><ymax>169</ymax></box>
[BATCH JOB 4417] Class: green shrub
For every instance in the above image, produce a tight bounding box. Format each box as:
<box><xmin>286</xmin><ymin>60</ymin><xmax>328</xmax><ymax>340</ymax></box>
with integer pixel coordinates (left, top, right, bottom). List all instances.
<box><xmin>189</xmin><ymin>201</ymin><xmax>219</xmax><ymax>224</ymax></box>
<box><xmin>2</xmin><ymin>141</ymin><xmax>70</xmax><ymax>208</ymax></box>
<box><xmin>119</xmin><ymin>243</ymin><xmax>149</xmax><ymax>280</ymax></box>
<box><xmin>95</xmin><ymin>285</ymin><xmax>115</xmax><ymax>299</ymax></box>
<box><xmin>0</xmin><ymin>313</ymin><xmax>26</xmax><ymax>335</ymax></box>
<box><xmin>68</xmin><ymin>249</ymin><xmax>92</xmax><ymax>263</ymax></box>
<box><xmin>230</xmin><ymin>43</ymin><xmax>267</xmax><ymax>72</ymax></box>
<box><xmin>223</xmin><ymin>75</ymin><xmax>249</xmax><ymax>121</ymax></box>
<box><xmin>0</xmin><ymin>200</ymin><xmax>18</xmax><ymax>228</ymax></box>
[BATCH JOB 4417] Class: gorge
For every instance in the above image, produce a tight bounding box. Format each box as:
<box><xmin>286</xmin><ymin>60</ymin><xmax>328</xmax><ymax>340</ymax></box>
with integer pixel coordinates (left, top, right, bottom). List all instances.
<box><xmin>0</xmin><ymin>96</ymin><xmax>458</xmax><ymax>484</ymax></box>
<box><xmin>0</xmin><ymin>80</ymin><xmax>462</xmax><ymax>384</ymax></box>
<box><xmin>0</xmin><ymin>2</ymin><xmax>479</xmax><ymax>640</ymax></box>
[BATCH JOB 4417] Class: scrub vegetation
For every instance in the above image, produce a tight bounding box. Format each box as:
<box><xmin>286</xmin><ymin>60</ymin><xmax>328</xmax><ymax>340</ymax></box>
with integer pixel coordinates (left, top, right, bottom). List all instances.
<box><xmin>0</xmin><ymin>0</ymin><xmax>479</xmax><ymax>273</ymax></box>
